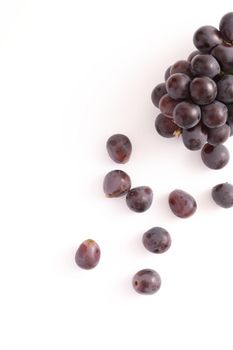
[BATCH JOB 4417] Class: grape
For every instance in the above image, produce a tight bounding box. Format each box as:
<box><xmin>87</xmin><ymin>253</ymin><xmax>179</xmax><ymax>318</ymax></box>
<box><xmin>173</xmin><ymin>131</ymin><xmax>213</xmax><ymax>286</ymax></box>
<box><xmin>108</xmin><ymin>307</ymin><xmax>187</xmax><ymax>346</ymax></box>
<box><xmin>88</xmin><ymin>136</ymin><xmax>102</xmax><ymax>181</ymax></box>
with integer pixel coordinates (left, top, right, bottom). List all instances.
<box><xmin>126</xmin><ymin>186</ymin><xmax>153</xmax><ymax>213</ymax></box>
<box><xmin>227</xmin><ymin>104</ymin><xmax>233</xmax><ymax>135</ymax></box>
<box><xmin>173</xmin><ymin>101</ymin><xmax>201</xmax><ymax>129</ymax></box>
<box><xmin>155</xmin><ymin>114</ymin><xmax>180</xmax><ymax>138</ymax></box>
<box><xmin>216</xmin><ymin>75</ymin><xmax>233</xmax><ymax>103</ymax></box>
<box><xmin>164</xmin><ymin>66</ymin><xmax>171</xmax><ymax>81</ymax></box>
<box><xmin>219</xmin><ymin>12</ymin><xmax>233</xmax><ymax>42</ymax></box>
<box><xmin>201</xmin><ymin>100</ymin><xmax>228</xmax><ymax>128</ymax></box>
<box><xmin>187</xmin><ymin>50</ymin><xmax>200</xmax><ymax>62</ymax></box>
<box><xmin>193</xmin><ymin>25</ymin><xmax>223</xmax><ymax>53</ymax></box>
<box><xmin>75</xmin><ymin>239</ymin><xmax>101</xmax><ymax>269</ymax></box>
<box><xmin>201</xmin><ymin>143</ymin><xmax>230</xmax><ymax>169</ymax></box>
<box><xmin>142</xmin><ymin>227</ymin><xmax>171</xmax><ymax>254</ymax></box>
<box><xmin>190</xmin><ymin>77</ymin><xmax>217</xmax><ymax>105</ymax></box>
<box><xmin>211</xmin><ymin>182</ymin><xmax>233</xmax><ymax>208</ymax></box>
<box><xmin>151</xmin><ymin>83</ymin><xmax>167</xmax><ymax>108</ymax></box>
<box><xmin>170</xmin><ymin>60</ymin><xmax>192</xmax><ymax>77</ymax></box>
<box><xmin>159</xmin><ymin>94</ymin><xmax>179</xmax><ymax>118</ymax></box>
<box><xmin>168</xmin><ymin>189</ymin><xmax>197</xmax><ymax>218</ymax></box>
<box><xmin>207</xmin><ymin>124</ymin><xmax>230</xmax><ymax>145</ymax></box>
<box><xmin>106</xmin><ymin>134</ymin><xmax>132</xmax><ymax>164</ymax></box>
<box><xmin>182</xmin><ymin>123</ymin><xmax>207</xmax><ymax>150</ymax></box>
<box><xmin>103</xmin><ymin>170</ymin><xmax>131</xmax><ymax>197</ymax></box>
<box><xmin>132</xmin><ymin>269</ymin><xmax>161</xmax><ymax>295</ymax></box>
<box><xmin>166</xmin><ymin>73</ymin><xmax>190</xmax><ymax>100</ymax></box>
<box><xmin>190</xmin><ymin>54</ymin><xmax>220</xmax><ymax>78</ymax></box>
<box><xmin>211</xmin><ymin>44</ymin><xmax>233</xmax><ymax>72</ymax></box>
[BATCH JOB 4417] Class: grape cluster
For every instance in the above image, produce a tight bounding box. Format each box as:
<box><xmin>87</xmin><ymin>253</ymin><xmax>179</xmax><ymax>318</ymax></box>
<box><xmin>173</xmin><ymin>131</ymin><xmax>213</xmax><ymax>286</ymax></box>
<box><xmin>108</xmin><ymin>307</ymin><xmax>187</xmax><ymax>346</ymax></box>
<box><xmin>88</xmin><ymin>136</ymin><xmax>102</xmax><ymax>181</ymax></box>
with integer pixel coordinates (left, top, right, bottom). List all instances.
<box><xmin>152</xmin><ymin>12</ymin><xmax>233</xmax><ymax>170</ymax></box>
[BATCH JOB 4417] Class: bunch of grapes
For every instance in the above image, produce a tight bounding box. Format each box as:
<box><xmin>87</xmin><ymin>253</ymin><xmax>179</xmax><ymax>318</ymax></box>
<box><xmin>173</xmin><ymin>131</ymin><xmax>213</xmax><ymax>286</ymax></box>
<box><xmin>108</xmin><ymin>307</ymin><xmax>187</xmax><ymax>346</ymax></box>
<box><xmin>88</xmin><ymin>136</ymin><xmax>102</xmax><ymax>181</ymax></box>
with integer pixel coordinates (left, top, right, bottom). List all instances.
<box><xmin>152</xmin><ymin>12</ymin><xmax>233</xmax><ymax>169</ymax></box>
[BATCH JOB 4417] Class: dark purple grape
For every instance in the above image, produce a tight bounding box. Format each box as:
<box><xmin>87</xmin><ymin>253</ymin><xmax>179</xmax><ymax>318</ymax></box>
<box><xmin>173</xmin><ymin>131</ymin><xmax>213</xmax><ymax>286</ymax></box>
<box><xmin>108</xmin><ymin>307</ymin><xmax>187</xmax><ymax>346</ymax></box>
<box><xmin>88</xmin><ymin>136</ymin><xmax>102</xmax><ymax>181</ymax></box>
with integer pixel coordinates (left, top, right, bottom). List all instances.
<box><xmin>106</xmin><ymin>134</ymin><xmax>132</xmax><ymax>164</ymax></box>
<box><xmin>142</xmin><ymin>227</ymin><xmax>171</xmax><ymax>254</ymax></box>
<box><xmin>187</xmin><ymin>50</ymin><xmax>200</xmax><ymax>62</ymax></box>
<box><xmin>227</xmin><ymin>104</ymin><xmax>233</xmax><ymax>135</ymax></box>
<box><xmin>212</xmin><ymin>44</ymin><xmax>233</xmax><ymax>71</ymax></box>
<box><xmin>173</xmin><ymin>101</ymin><xmax>201</xmax><ymax>129</ymax></box>
<box><xmin>201</xmin><ymin>100</ymin><xmax>228</xmax><ymax>128</ymax></box>
<box><xmin>166</xmin><ymin>73</ymin><xmax>190</xmax><ymax>100</ymax></box>
<box><xmin>132</xmin><ymin>269</ymin><xmax>161</xmax><ymax>295</ymax></box>
<box><xmin>190</xmin><ymin>54</ymin><xmax>220</xmax><ymax>78</ymax></box>
<box><xmin>201</xmin><ymin>143</ymin><xmax>230</xmax><ymax>169</ymax></box>
<box><xmin>207</xmin><ymin>124</ymin><xmax>230</xmax><ymax>145</ymax></box>
<box><xmin>182</xmin><ymin>123</ymin><xmax>207</xmax><ymax>150</ymax></box>
<box><xmin>217</xmin><ymin>75</ymin><xmax>233</xmax><ymax>104</ymax></box>
<box><xmin>193</xmin><ymin>25</ymin><xmax>223</xmax><ymax>53</ymax></box>
<box><xmin>151</xmin><ymin>83</ymin><xmax>167</xmax><ymax>108</ymax></box>
<box><xmin>219</xmin><ymin>12</ymin><xmax>233</xmax><ymax>42</ymax></box>
<box><xmin>211</xmin><ymin>182</ymin><xmax>233</xmax><ymax>208</ymax></box>
<box><xmin>164</xmin><ymin>66</ymin><xmax>171</xmax><ymax>81</ymax></box>
<box><xmin>155</xmin><ymin>114</ymin><xmax>180</xmax><ymax>138</ymax></box>
<box><xmin>159</xmin><ymin>94</ymin><xmax>179</xmax><ymax>118</ymax></box>
<box><xmin>190</xmin><ymin>77</ymin><xmax>217</xmax><ymax>105</ymax></box>
<box><xmin>103</xmin><ymin>170</ymin><xmax>131</xmax><ymax>197</ymax></box>
<box><xmin>126</xmin><ymin>186</ymin><xmax>153</xmax><ymax>213</ymax></box>
<box><xmin>75</xmin><ymin>239</ymin><xmax>101</xmax><ymax>269</ymax></box>
<box><xmin>168</xmin><ymin>189</ymin><xmax>197</xmax><ymax>218</ymax></box>
<box><xmin>170</xmin><ymin>60</ymin><xmax>192</xmax><ymax>77</ymax></box>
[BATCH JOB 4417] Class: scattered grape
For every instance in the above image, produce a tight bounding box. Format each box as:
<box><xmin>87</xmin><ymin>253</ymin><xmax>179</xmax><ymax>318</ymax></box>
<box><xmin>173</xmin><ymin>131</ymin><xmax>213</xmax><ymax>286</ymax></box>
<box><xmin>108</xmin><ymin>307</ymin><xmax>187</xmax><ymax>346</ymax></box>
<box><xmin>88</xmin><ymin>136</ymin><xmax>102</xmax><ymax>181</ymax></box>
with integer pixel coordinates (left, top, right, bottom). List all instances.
<box><xmin>168</xmin><ymin>189</ymin><xmax>197</xmax><ymax>218</ymax></box>
<box><xmin>75</xmin><ymin>239</ymin><xmax>101</xmax><ymax>270</ymax></box>
<box><xmin>132</xmin><ymin>269</ymin><xmax>161</xmax><ymax>295</ymax></box>
<box><xmin>211</xmin><ymin>182</ymin><xmax>233</xmax><ymax>208</ymax></box>
<box><xmin>103</xmin><ymin>170</ymin><xmax>131</xmax><ymax>197</ymax></box>
<box><xmin>142</xmin><ymin>227</ymin><xmax>171</xmax><ymax>254</ymax></box>
<box><xmin>126</xmin><ymin>186</ymin><xmax>153</xmax><ymax>213</ymax></box>
<box><xmin>106</xmin><ymin>134</ymin><xmax>132</xmax><ymax>164</ymax></box>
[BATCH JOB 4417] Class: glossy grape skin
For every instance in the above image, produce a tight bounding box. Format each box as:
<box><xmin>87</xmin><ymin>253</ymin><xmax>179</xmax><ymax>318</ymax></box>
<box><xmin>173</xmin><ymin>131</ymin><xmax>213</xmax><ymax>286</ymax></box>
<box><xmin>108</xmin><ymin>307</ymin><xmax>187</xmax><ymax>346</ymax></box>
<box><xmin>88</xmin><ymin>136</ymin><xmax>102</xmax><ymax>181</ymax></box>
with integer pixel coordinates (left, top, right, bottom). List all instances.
<box><xmin>187</xmin><ymin>50</ymin><xmax>200</xmax><ymax>62</ymax></box>
<box><xmin>166</xmin><ymin>73</ymin><xmax>190</xmax><ymax>100</ymax></box>
<box><xmin>75</xmin><ymin>239</ymin><xmax>101</xmax><ymax>269</ymax></box>
<box><xmin>201</xmin><ymin>101</ymin><xmax>228</xmax><ymax>128</ymax></box>
<box><xmin>132</xmin><ymin>269</ymin><xmax>161</xmax><ymax>295</ymax></box>
<box><xmin>170</xmin><ymin>60</ymin><xmax>192</xmax><ymax>77</ymax></box>
<box><xmin>159</xmin><ymin>94</ymin><xmax>179</xmax><ymax>118</ymax></box>
<box><xmin>103</xmin><ymin>170</ymin><xmax>131</xmax><ymax>197</ymax></box>
<box><xmin>169</xmin><ymin>189</ymin><xmax>197</xmax><ymax>218</ymax></box>
<box><xmin>193</xmin><ymin>25</ymin><xmax>223</xmax><ymax>53</ymax></box>
<box><xmin>106</xmin><ymin>134</ymin><xmax>132</xmax><ymax>164</ymax></box>
<box><xmin>207</xmin><ymin>124</ymin><xmax>230</xmax><ymax>146</ymax></box>
<box><xmin>211</xmin><ymin>182</ymin><xmax>233</xmax><ymax>208</ymax></box>
<box><xmin>142</xmin><ymin>227</ymin><xmax>171</xmax><ymax>254</ymax></box>
<box><xmin>219</xmin><ymin>12</ymin><xmax>233</xmax><ymax>42</ymax></box>
<box><xmin>164</xmin><ymin>66</ymin><xmax>171</xmax><ymax>81</ymax></box>
<box><xmin>126</xmin><ymin>186</ymin><xmax>153</xmax><ymax>213</ymax></box>
<box><xmin>151</xmin><ymin>83</ymin><xmax>167</xmax><ymax>108</ymax></box>
<box><xmin>212</xmin><ymin>44</ymin><xmax>233</xmax><ymax>72</ymax></box>
<box><xmin>227</xmin><ymin>104</ymin><xmax>233</xmax><ymax>135</ymax></box>
<box><xmin>190</xmin><ymin>77</ymin><xmax>217</xmax><ymax>105</ymax></box>
<box><xmin>182</xmin><ymin>123</ymin><xmax>207</xmax><ymax>150</ymax></box>
<box><xmin>190</xmin><ymin>54</ymin><xmax>220</xmax><ymax>78</ymax></box>
<box><xmin>173</xmin><ymin>101</ymin><xmax>201</xmax><ymax>129</ymax></box>
<box><xmin>216</xmin><ymin>75</ymin><xmax>233</xmax><ymax>104</ymax></box>
<box><xmin>201</xmin><ymin>143</ymin><xmax>230</xmax><ymax>169</ymax></box>
<box><xmin>155</xmin><ymin>114</ymin><xmax>180</xmax><ymax>138</ymax></box>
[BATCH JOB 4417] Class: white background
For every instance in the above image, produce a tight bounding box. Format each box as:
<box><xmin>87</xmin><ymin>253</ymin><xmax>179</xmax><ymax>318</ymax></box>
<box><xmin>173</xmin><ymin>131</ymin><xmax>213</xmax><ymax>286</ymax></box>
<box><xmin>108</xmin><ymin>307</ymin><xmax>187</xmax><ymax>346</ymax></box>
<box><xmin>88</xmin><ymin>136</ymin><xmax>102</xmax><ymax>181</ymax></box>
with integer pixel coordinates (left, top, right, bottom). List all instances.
<box><xmin>0</xmin><ymin>1</ymin><xmax>233</xmax><ymax>349</ymax></box>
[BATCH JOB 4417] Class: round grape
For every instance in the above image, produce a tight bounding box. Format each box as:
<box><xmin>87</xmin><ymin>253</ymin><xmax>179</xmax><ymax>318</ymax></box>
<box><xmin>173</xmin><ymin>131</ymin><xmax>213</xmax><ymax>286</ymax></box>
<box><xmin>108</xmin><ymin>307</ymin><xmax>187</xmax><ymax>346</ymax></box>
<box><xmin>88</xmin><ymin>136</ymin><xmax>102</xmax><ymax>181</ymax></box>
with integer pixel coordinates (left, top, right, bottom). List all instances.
<box><xmin>166</xmin><ymin>73</ymin><xmax>190</xmax><ymax>100</ymax></box>
<box><xmin>103</xmin><ymin>170</ymin><xmax>131</xmax><ymax>197</ymax></box>
<box><xmin>217</xmin><ymin>75</ymin><xmax>233</xmax><ymax>104</ymax></box>
<box><xmin>142</xmin><ymin>227</ymin><xmax>171</xmax><ymax>254</ymax></box>
<box><xmin>106</xmin><ymin>134</ymin><xmax>132</xmax><ymax>164</ymax></box>
<box><xmin>173</xmin><ymin>101</ymin><xmax>201</xmax><ymax>129</ymax></box>
<box><xmin>187</xmin><ymin>50</ymin><xmax>200</xmax><ymax>62</ymax></box>
<box><xmin>75</xmin><ymin>239</ymin><xmax>101</xmax><ymax>270</ymax></box>
<box><xmin>155</xmin><ymin>114</ymin><xmax>180</xmax><ymax>138</ymax></box>
<box><xmin>193</xmin><ymin>25</ymin><xmax>223</xmax><ymax>53</ymax></box>
<box><xmin>132</xmin><ymin>269</ymin><xmax>161</xmax><ymax>295</ymax></box>
<box><xmin>207</xmin><ymin>124</ymin><xmax>230</xmax><ymax>145</ymax></box>
<box><xmin>201</xmin><ymin>143</ymin><xmax>230</xmax><ymax>169</ymax></box>
<box><xmin>168</xmin><ymin>189</ymin><xmax>197</xmax><ymax>218</ymax></box>
<box><xmin>164</xmin><ymin>66</ymin><xmax>171</xmax><ymax>81</ymax></box>
<box><xmin>211</xmin><ymin>182</ymin><xmax>233</xmax><ymax>208</ymax></box>
<box><xmin>182</xmin><ymin>123</ymin><xmax>207</xmax><ymax>151</ymax></box>
<box><xmin>170</xmin><ymin>60</ymin><xmax>192</xmax><ymax>77</ymax></box>
<box><xmin>190</xmin><ymin>54</ymin><xmax>220</xmax><ymax>78</ymax></box>
<box><xmin>227</xmin><ymin>104</ymin><xmax>233</xmax><ymax>135</ymax></box>
<box><xmin>219</xmin><ymin>12</ymin><xmax>233</xmax><ymax>42</ymax></box>
<box><xmin>190</xmin><ymin>77</ymin><xmax>217</xmax><ymax>105</ymax></box>
<box><xmin>151</xmin><ymin>83</ymin><xmax>167</xmax><ymax>108</ymax></box>
<box><xmin>212</xmin><ymin>44</ymin><xmax>233</xmax><ymax>72</ymax></box>
<box><xmin>159</xmin><ymin>94</ymin><xmax>179</xmax><ymax>118</ymax></box>
<box><xmin>126</xmin><ymin>186</ymin><xmax>153</xmax><ymax>213</ymax></box>
<box><xmin>201</xmin><ymin>100</ymin><xmax>228</xmax><ymax>128</ymax></box>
